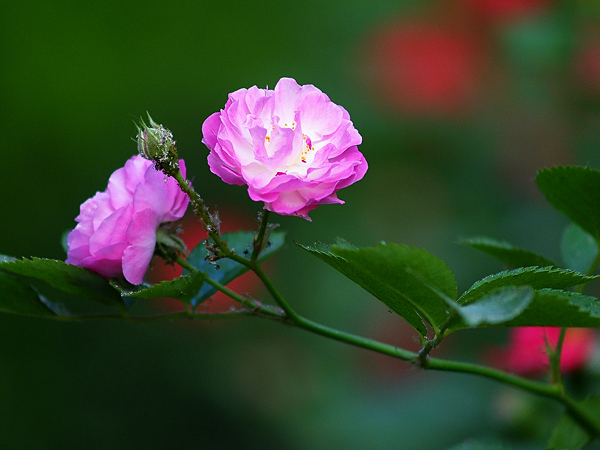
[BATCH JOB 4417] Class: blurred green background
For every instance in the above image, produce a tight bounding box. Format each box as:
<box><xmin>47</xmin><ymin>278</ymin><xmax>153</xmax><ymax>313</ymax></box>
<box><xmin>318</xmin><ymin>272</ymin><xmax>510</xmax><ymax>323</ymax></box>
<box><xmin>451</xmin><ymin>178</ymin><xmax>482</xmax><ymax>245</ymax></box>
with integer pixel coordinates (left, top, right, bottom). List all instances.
<box><xmin>2</xmin><ymin>0</ymin><xmax>600</xmax><ymax>448</ymax></box>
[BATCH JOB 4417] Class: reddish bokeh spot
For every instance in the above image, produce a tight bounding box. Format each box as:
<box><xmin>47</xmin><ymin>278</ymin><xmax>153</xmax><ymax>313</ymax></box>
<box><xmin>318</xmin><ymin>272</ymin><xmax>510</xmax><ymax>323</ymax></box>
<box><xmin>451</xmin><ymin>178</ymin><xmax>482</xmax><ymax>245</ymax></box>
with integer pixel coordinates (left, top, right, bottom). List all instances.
<box><xmin>488</xmin><ymin>327</ymin><xmax>597</xmax><ymax>377</ymax></box>
<box><xmin>146</xmin><ymin>211</ymin><xmax>260</xmax><ymax>313</ymax></box>
<box><xmin>365</xmin><ymin>20</ymin><xmax>486</xmax><ymax>117</ymax></box>
<box><xmin>574</xmin><ymin>39</ymin><xmax>600</xmax><ymax>95</ymax></box>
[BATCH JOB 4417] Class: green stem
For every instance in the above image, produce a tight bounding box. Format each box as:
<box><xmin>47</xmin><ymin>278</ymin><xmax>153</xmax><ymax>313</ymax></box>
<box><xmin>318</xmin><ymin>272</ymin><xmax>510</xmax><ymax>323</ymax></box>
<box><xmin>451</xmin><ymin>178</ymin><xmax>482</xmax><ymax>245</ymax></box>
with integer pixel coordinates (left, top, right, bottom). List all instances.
<box><xmin>550</xmin><ymin>327</ymin><xmax>567</xmax><ymax>391</ymax></box>
<box><xmin>171</xmin><ymin>171</ymin><xmax>230</xmax><ymax>255</ymax></box>
<box><xmin>251</xmin><ymin>210</ymin><xmax>271</xmax><ymax>263</ymax></box>
<box><xmin>425</xmin><ymin>356</ymin><xmax>560</xmax><ymax>399</ymax></box>
<box><xmin>171</xmin><ymin>170</ymin><xmax>268</xmax><ymax>280</ymax></box>
<box><xmin>55</xmin><ymin>310</ymin><xmax>259</xmax><ymax>322</ymax></box>
<box><xmin>291</xmin><ymin>314</ymin><xmax>416</xmax><ymax>361</ymax></box>
<box><xmin>417</xmin><ymin>313</ymin><xmax>456</xmax><ymax>364</ymax></box>
<box><xmin>247</xmin><ymin>267</ymin><xmax>600</xmax><ymax>436</ymax></box>
<box><xmin>426</xmin><ymin>356</ymin><xmax>600</xmax><ymax>436</ymax></box>
<box><xmin>166</xmin><ymin>165</ymin><xmax>600</xmax><ymax>436</ymax></box>
<box><xmin>286</xmin><ymin>309</ymin><xmax>600</xmax><ymax>436</ymax></box>
<box><xmin>289</xmin><ymin>310</ymin><xmax>555</xmax><ymax>401</ymax></box>
<box><xmin>251</xmin><ymin>263</ymin><xmax>301</xmax><ymax>321</ymax></box>
<box><xmin>171</xmin><ymin>168</ymin><xmax>284</xmax><ymax>275</ymax></box>
<box><xmin>175</xmin><ymin>256</ymin><xmax>283</xmax><ymax>319</ymax></box>
<box><xmin>561</xmin><ymin>394</ymin><xmax>600</xmax><ymax>438</ymax></box>
<box><xmin>171</xmin><ymin>170</ymin><xmax>292</xmax><ymax>320</ymax></box>
<box><xmin>60</xmin><ymin>300</ymin><xmax>600</xmax><ymax>435</ymax></box>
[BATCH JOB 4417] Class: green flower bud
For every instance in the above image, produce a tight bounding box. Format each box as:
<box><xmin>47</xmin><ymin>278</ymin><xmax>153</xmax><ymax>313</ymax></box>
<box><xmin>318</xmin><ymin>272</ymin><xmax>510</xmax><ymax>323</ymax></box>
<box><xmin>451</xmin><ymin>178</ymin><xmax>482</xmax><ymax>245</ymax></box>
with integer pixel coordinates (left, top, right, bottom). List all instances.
<box><xmin>136</xmin><ymin>113</ymin><xmax>179</xmax><ymax>175</ymax></box>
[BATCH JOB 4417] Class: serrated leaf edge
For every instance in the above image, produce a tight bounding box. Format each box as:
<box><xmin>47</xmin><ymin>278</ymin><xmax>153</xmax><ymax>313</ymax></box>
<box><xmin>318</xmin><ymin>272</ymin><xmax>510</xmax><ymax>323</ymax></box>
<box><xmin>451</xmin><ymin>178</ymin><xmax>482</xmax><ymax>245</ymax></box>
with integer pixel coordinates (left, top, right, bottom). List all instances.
<box><xmin>459</xmin><ymin>266</ymin><xmax>597</xmax><ymax>305</ymax></box>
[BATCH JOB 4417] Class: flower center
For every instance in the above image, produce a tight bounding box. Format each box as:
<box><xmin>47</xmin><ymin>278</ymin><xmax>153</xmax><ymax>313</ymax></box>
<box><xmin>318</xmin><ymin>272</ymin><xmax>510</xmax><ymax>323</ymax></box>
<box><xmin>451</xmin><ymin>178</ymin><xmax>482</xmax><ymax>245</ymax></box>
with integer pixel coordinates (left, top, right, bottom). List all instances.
<box><xmin>262</xmin><ymin>121</ymin><xmax>316</xmax><ymax>172</ymax></box>
<box><xmin>300</xmin><ymin>134</ymin><xmax>315</xmax><ymax>164</ymax></box>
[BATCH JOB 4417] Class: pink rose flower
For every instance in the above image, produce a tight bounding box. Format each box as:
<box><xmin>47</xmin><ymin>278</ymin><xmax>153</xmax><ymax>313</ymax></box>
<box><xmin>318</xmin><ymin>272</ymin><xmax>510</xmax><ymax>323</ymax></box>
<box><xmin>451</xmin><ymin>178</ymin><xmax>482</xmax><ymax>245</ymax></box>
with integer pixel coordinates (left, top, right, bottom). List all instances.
<box><xmin>66</xmin><ymin>155</ymin><xmax>189</xmax><ymax>285</ymax></box>
<box><xmin>201</xmin><ymin>77</ymin><xmax>367</xmax><ymax>219</ymax></box>
<box><xmin>489</xmin><ymin>327</ymin><xmax>597</xmax><ymax>376</ymax></box>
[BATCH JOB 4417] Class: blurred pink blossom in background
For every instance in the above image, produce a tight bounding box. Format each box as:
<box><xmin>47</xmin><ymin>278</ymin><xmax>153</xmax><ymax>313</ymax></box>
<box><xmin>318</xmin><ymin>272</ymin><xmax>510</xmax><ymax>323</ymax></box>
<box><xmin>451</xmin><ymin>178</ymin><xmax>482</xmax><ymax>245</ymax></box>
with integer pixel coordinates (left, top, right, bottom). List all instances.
<box><xmin>574</xmin><ymin>35</ymin><xmax>600</xmax><ymax>96</ymax></box>
<box><xmin>490</xmin><ymin>326</ymin><xmax>597</xmax><ymax>376</ymax></box>
<box><xmin>147</xmin><ymin>211</ymin><xmax>260</xmax><ymax>313</ymax></box>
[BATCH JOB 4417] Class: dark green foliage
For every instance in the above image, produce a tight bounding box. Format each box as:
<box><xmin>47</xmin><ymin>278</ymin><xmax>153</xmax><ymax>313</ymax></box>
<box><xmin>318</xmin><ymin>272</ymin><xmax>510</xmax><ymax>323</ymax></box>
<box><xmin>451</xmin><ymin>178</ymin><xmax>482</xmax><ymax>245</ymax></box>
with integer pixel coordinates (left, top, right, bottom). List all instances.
<box><xmin>458</xmin><ymin>267</ymin><xmax>596</xmax><ymax>306</ymax></box>
<box><xmin>548</xmin><ymin>394</ymin><xmax>600</xmax><ymax>450</ymax></box>
<box><xmin>122</xmin><ymin>271</ymin><xmax>205</xmax><ymax>305</ymax></box>
<box><xmin>450</xmin><ymin>286</ymin><xmax>534</xmax><ymax>327</ymax></box>
<box><xmin>300</xmin><ymin>240</ymin><xmax>457</xmax><ymax>336</ymax></box>
<box><xmin>0</xmin><ymin>256</ymin><xmax>121</xmax><ymax>307</ymax></box>
<box><xmin>561</xmin><ymin>223</ymin><xmax>599</xmax><ymax>274</ymax></box>
<box><xmin>537</xmin><ymin>166</ymin><xmax>600</xmax><ymax>242</ymax></box>
<box><xmin>462</xmin><ymin>236</ymin><xmax>557</xmax><ymax>268</ymax></box>
<box><xmin>302</xmin><ymin>240</ymin><xmax>600</xmax><ymax>333</ymax></box>
<box><xmin>448</xmin><ymin>289</ymin><xmax>600</xmax><ymax>331</ymax></box>
<box><xmin>0</xmin><ymin>272</ymin><xmax>58</xmax><ymax>317</ymax></box>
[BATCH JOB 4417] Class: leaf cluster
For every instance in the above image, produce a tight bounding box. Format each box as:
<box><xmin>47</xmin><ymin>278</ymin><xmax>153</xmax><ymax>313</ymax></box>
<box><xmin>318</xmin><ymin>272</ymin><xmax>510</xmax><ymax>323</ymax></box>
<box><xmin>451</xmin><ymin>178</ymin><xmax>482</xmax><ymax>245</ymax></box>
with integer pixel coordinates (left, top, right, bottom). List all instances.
<box><xmin>297</xmin><ymin>166</ymin><xmax>600</xmax><ymax>445</ymax></box>
<box><xmin>297</xmin><ymin>167</ymin><xmax>600</xmax><ymax>337</ymax></box>
<box><xmin>2</xmin><ymin>165</ymin><xmax>600</xmax><ymax>444</ymax></box>
<box><xmin>0</xmin><ymin>231</ymin><xmax>285</xmax><ymax>318</ymax></box>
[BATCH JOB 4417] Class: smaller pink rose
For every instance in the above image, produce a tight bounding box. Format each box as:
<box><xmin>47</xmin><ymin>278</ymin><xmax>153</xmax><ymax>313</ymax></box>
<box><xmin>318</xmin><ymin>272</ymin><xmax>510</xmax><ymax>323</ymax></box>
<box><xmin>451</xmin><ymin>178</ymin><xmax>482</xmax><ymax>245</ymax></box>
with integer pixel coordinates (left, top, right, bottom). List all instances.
<box><xmin>66</xmin><ymin>155</ymin><xmax>189</xmax><ymax>285</ymax></box>
<box><xmin>202</xmin><ymin>77</ymin><xmax>367</xmax><ymax>219</ymax></box>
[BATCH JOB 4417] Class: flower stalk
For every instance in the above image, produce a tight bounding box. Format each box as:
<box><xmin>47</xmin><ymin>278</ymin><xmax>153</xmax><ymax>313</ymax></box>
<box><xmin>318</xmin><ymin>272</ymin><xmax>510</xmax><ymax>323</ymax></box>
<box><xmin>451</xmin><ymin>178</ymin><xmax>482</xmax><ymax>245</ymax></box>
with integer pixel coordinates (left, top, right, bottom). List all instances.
<box><xmin>173</xmin><ymin>255</ymin><xmax>283</xmax><ymax>320</ymax></box>
<box><xmin>168</xmin><ymin>231</ymin><xmax>600</xmax><ymax>438</ymax></box>
<box><xmin>132</xmin><ymin>113</ymin><xmax>600</xmax><ymax>441</ymax></box>
<box><xmin>251</xmin><ymin>210</ymin><xmax>273</xmax><ymax>264</ymax></box>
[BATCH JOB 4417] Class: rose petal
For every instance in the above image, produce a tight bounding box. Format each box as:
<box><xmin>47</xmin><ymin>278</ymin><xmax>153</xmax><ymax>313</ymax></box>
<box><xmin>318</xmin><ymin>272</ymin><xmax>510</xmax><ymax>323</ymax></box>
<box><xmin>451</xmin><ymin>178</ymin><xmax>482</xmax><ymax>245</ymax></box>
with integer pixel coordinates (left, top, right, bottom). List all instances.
<box><xmin>66</xmin><ymin>154</ymin><xmax>189</xmax><ymax>284</ymax></box>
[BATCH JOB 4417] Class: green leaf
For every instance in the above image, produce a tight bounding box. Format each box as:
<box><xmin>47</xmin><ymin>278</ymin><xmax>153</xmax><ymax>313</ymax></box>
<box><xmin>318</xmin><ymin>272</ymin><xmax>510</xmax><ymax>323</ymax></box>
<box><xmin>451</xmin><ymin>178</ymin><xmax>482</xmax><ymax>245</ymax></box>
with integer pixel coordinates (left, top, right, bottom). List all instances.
<box><xmin>562</xmin><ymin>291</ymin><xmax>600</xmax><ymax>324</ymax></box>
<box><xmin>458</xmin><ymin>266</ymin><xmax>596</xmax><ymax>306</ymax></box>
<box><xmin>548</xmin><ymin>394</ymin><xmax>600</xmax><ymax>450</ymax></box>
<box><xmin>123</xmin><ymin>271</ymin><xmax>204</xmax><ymax>304</ymax></box>
<box><xmin>462</xmin><ymin>236</ymin><xmax>557</xmax><ymax>268</ymax></box>
<box><xmin>0</xmin><ymin>257</ymin><xmax>122</xmax><ymax>307</ymax></box>
<box><xmin>449</xmin><ymin>289</ymin><xmax>600</xmax><ymax>331</ymax></box>
<box><xmin>300</xmin><ymin>240</ymin><xmax>458</xmax><ymax>336</ymax></box>
<box><xmin>452</xmin><ymin>286</ymin><xmax>535</xmax><ymax>327</ymax></box>
<box><xmin>561</xmin><ymin>223</ymin><xmax>599</xmax><ymax>274</ymax></box>
<box><xmin>500</xmin><ymin>289</ymin><xmax>600</xmax><ymax>327</ymax></box>
<box><xmin>186</xmin><ymin>230</ymin><xmax>285</xmax><ymax>307</ymax></box>
<box><xmin>449</xmin><ymin>264</ymin><xmax>600</xmax><ymax>331</ymax></box>
<box><xmin>299</xmin><ymin>242</ymin><xmax>427</xmax><ymax>335</ymax></box>
<box><xmin>0</xmin><ymin>272</ymin><xmax>59</xmax><ymax>317</ymax></box>
<box><xmin>537</xmin><ymin>166</ymin><xmax>600</xmax><ymax>242</ymax></box>
<box><xmin>61</xmin><ymin>230</ymin><xmax>70</xmax><ymax>254</ymax></box>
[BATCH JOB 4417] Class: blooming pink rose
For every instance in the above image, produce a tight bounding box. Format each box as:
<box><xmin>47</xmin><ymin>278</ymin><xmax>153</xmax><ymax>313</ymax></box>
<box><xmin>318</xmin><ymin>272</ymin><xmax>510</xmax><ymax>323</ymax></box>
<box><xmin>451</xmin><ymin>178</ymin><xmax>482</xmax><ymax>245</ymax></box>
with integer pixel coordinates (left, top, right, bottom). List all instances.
<box><xmin>66</xmin><ymin>155</ymin><xmax>189</xmax><ymax>285</ymax></box>
<box><xmin>489</xmin><ymin>327</ymin><xmax>597</xmax><ymax>376</ymax></box>
<box><xmin>201</xmin><ymin>77</ymin><xmax>367</xmax><ymax>219</ymax></box>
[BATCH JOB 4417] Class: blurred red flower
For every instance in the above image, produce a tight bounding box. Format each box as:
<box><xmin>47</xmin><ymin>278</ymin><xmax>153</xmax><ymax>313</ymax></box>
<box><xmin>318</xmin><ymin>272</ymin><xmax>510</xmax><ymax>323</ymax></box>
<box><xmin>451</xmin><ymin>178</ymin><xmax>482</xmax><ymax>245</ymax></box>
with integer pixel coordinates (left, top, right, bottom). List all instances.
<box><xmin>365</xmin><ymin>20</ymin><xmax>485</xmax><ymax>117</ymax></box>
<box><xmin>574</xmin><ymin>39</ymin><xmax>600</xmax><ymax>96</ymax></box>
<box><xmin>489</xmin><ymin>327</ymin><xmax>596</xmax><ymax>376</ymax></box>
<box><xmin>146</xmin><ymin>211</ymin><xmax>260</xmax><ymax>313</ymax></box>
